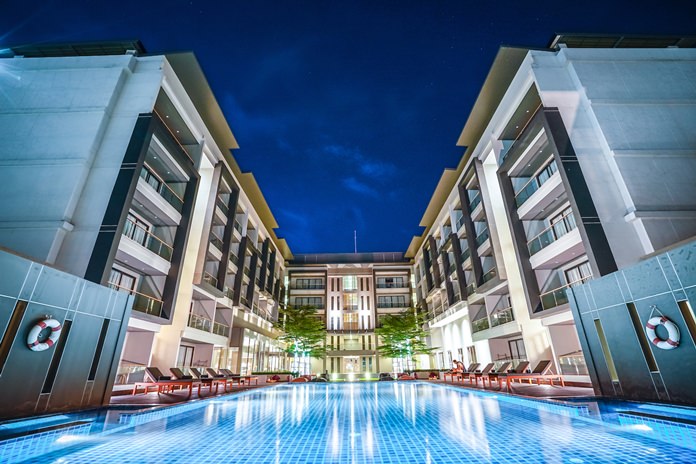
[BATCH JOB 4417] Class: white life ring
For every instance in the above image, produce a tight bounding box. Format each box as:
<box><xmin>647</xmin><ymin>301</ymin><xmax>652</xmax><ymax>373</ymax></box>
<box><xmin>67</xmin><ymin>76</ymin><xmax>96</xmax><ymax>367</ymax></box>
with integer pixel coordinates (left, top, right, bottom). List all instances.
<box><xmin>27</xmin><ymin>318</ymin><xmax>62</xmax><ymax>352</ymax></box>
<box><xmin>645</xmin><ymin>316</ymin><xmax>679</xmax><ymax>350</ymax></box>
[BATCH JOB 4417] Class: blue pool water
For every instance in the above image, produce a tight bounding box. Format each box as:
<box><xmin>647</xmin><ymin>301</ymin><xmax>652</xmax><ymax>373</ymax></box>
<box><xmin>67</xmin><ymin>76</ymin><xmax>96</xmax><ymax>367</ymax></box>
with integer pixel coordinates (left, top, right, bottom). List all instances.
<box><xmin>3</xmin><ymin>382</ymin><xmax>696</xmax><ymax>463</ymax></box>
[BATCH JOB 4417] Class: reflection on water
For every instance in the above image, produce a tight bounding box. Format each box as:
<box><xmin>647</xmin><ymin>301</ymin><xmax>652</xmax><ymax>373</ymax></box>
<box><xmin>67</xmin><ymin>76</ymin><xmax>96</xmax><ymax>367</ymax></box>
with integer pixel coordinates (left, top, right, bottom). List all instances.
<box><xmin>22</xmin><ymin>383</ymin><xmax>696</xmax><ymax>464</ymax></box>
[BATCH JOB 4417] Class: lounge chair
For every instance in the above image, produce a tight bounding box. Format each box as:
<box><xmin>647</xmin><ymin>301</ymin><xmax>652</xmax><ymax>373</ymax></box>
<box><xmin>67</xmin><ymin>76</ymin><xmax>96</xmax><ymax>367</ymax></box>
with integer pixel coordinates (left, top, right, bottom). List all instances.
<box><xmin>464</xmin><ymin>363</ymin><xmax>495</xmax><ymax>385</ymax></box>
<box><xmin>220</xmin><ymin>369</ymin><xmax>259</xmax><ymax>386</ymax></box>
<box><xmin>503</xmin><ymin>360</ymin><xmax>564</xmax><ymax>390</ymax></box>
<box><xmin>481</xmin><ymin>362</ymin><xmax>511</xmax><ymax>388</ymax></box>
<box><xmin>133</xmin><ymin>367</ymin><xmax>194</xmax><ymax>397</ymax></box>
<box><xmin>451</xmin><ymin>363</ymin><xmax>481</xmax><ymax>382</ymax></box>
<box><xmin>379</xmin><ymin>373</ymin><xmax>394</xmax><ymax>381</ymax></box>
<box><xmin>171</xmin><ymin>367</ymin><xmax>217</xmax><ymax>396</ymax></box>
<box><xmin>189</xmin><ymin>367</ymin><xmax>227</xmax><ymax>394</ymax></box>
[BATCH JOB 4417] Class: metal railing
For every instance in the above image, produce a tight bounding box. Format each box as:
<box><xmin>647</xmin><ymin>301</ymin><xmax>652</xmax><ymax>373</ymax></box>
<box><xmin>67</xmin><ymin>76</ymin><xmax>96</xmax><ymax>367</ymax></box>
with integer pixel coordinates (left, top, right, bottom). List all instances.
<box><xmin>291</xmin><ymin>283</ymin><xmax>326</xmax><ymax>290</ymax></box>
<box><xmin>539</xmin><ymin>276</ymin><xmax>591</xmax><ymax>311</ymax></box>
<box><xmin>109</xmin><ymin>283</ymin><xmax>165</xmax><ymax>318</ymax></box>
<box><xmin>514</xmin><ymin>159</ymin><xmax>558</xmax><ymax>207</ymax></box>
<box><xmin>475</xmin><ymin>228</ymin><xmax>489</xmax><ymax>248</ymax></box>
<box><xmin>122</xmin><ymin>217</ymin><xmax>173</xmax><ymax>261</ymax></box>
<box><xmin>188</xmin><ymin>312</ymin><xmax>212</xmax><ymax>332</ymax></box>
<box><xmin>527</xmin><ymin>210</ymin><xmax>577</xmax><ymax>256</ymax></box>
<box><xmin>472</xmin><ymin>317</ymin><xmax>490</xmax><ymax>333</ymax></box>
<box><xmin>490</xmin><ymin>306</ymin><xmax>514</xmax><ymax>327</ymax></box>
<box><xmin>139</xmin><ymin>164</ymin><xmax>184</xmax><ymax>212</ymax></box>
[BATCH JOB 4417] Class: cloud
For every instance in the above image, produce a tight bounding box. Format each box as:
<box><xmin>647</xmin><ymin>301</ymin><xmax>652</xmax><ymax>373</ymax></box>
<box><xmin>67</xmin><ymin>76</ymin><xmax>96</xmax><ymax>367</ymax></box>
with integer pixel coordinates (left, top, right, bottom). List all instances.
<box><xmin>342</xmin><ymin>177</ymin><xmax>378</xmax><ymax>197</ymax></box>
<box><xmin>322</xmin><ymin>145</ymin><xmax>397</xmax><ymax>178</ymax></box>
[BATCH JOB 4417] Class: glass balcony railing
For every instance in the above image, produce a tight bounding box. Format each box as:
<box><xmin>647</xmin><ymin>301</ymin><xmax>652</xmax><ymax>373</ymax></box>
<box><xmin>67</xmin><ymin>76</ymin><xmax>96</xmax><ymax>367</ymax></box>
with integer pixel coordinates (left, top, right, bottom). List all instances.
<box><xmin>139</xmin><ymin>165</ymin><xmax>184</xmax><ymax>212</ymax></box>
<box><xmin>213</xmin><ymin>321</ymin><xmax>230</xmax><ymax>337</ymax></box>
<box><xmin>109</xmin><ymin>283</ymin><xmax>165</xmax><ymax>318</ymax></box>
<box><xmin>514</xmin><ymin>160</ymin><xmax>558</xmax><ymax>207</ymax></box>
<box><xmin>209</xmin><ymin>233</ymin><xmax>224</xmax><ymax>251</ymax></box>
<box><xmin>469</xmin><ymin>193</ymin><xmax>482</xmax><ymax>211</ymax></box>
<box><xmin>223</xmin><ymin>286</ymin><xmax>235</xmax><ymax>300</ymax></box>
<box><xmin>558</xmin><ymin>350</ymin><xmax>589</xmax><ymax>375</ymax></box>
<box><xmin>466</xmin><ymin>282</ymin><xmax>476</xmax><ymax>296</ymax></box>
<box><xmin>188</xmin><ymin>312</ymin><xmax>212</xmax><ymax>332</ymax></box>
<box><xmin>376</xmin><ymin>282</ymin><xmax>408</xmax><ymax>289</ymax></box>
<box><xmin>539</xmin><ymin>276</ymin><xmax>591</xmax><ymax>311</ymax></box>
<box><xmin>376</xmin><ymin>301</ymin><xmax>407</xmax><ymax>309</ymax></box>
<box><xmin>244</xmin><ymin>267</ymin><xmax>251</xmax><ymax>277</ymax></box>
<box><xmin>292</xmin><ymin>283</ymin><xmax>326</xmax><ymax>290</ymax></box>
<box><xmin>472</xmin><ymin>317</ymin><xmax>490</xmax><ymax>333</ymax></box>
<box><xmin>240</xmin><ymin>296</ymin><xmax>250</xmax><ymax>308</ymax></box>
<box><xmin>527</xmin><ymin>211</ymin><xmax>577</xmax><ymax>256</ymax></box>
<box><xmin>122</xmin><ymin>217</ymin><xmax>173</xmax><ymax>261</ymax></box>
<box><xmin>229</xmin><ymin>252</ymin><xmax>238</xmax><ymax>266</ymax></box>
<box><xmin>475</xmin><ymin>228</ymin><xmax>489</xmax><ymax>248</ymax></box>
<box><xmin>461</xmin><ymin>248</ymin><xmax>471</xmax><ymax>262</ymax></box>
<box><xmin>490</xmin><ymin>306</ymin><xmax>514</xmax><ymax>327</ymax></box>
<box><xmin>482</xmin><ymin>267</ymin><xmax>497</xmax><ymax>283</ymax></box>
<box><xmin>216</xmin><ymin>196</ymin><xmax>229</xmax><ymax>215</ymax></box>
<box><xmin>203</xmin><ymin>272</ymin><xmax>218</xmax><ymax>287</ymax></box>
<box><xmin>455</xmin><ymin>214</ymin><xmax>465</xmax><ymax>231</ymax></box>
<box><xmin>233</xmin><ymin>220</ymin><xmax>243</xmax><ymax>234</ymax></box>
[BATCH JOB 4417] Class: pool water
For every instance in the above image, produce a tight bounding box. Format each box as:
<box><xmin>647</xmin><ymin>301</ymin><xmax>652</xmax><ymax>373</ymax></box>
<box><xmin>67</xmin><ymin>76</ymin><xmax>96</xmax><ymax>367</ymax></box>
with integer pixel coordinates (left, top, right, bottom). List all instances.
<box><xmin>3</xmin><ymin>382</ymin><xmax>696</xmax><ymax>463</ymax></box>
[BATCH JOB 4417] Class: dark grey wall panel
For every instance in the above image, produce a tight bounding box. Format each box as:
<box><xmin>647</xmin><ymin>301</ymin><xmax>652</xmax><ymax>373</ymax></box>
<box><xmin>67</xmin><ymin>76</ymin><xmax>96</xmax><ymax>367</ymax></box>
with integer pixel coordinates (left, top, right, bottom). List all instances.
<box><xmin>569</xmin><ymin>239</ymin><xmax>696</xmax><ymax>405</ymax></box>
<box><xmin>0</xmin><ymin>249</ymin><xmax>132</xmax><ymax>420</ymax></box>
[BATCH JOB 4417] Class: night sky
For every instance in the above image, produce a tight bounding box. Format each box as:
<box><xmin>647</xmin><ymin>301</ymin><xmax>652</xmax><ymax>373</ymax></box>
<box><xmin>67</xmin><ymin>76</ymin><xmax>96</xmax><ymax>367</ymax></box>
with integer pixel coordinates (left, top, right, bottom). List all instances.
<box><xmin>2</xmin><ymin>1</ymin><xmax>693</xmax><ymax>253</ymax></box>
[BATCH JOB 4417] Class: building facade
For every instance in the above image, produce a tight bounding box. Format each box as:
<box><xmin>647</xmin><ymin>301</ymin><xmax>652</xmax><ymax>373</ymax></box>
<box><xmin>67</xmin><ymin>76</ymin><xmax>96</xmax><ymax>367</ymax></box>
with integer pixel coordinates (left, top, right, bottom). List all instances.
<box><xmin>0</xmin><ymin>42</ymin><xmax>291</xmax><ymax>383</ymax></box>
<box><xmin>408</xmin><ymin>35</ymin><xmax>696</xmax><ymax>383</ymax></box>
<box><xmin>287</xmin><ymin>253</ymin><xmax>412</xmax><ymax>377</ymax></box>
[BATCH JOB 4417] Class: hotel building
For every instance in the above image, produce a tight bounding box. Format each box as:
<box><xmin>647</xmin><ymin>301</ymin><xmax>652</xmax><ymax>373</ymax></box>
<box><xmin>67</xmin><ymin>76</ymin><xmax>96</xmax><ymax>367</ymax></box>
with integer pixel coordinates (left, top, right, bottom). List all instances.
<box><xmin>286</xmin><ymin>253</ymin><xmax>412</xmax><ymax>377</ymax></box>
<box><xmin>409</xmin><ymin>34</ymin><xmax>696</xmax><ymax>384</ymax></box>
<box><xmin>0</xmin><ymin>41</ymin><xmax>291</xmax><ymax>384</ymax></box>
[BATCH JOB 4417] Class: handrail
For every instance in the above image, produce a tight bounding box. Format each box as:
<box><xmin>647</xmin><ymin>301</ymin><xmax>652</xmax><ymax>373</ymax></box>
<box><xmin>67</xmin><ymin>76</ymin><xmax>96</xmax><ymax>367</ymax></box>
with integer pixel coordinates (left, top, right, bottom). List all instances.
<box><xmin>108</xmin><ymin>283</ymin><xmax>164</xmax><ymax>317</ymax></box>
<box><xmin>141</xmin><ymin>163</ymin><xmax>185</xmax><ymax>206</ymax></box>
<box><xmin>539</xmin><ymin>276</ymin><xmax>592</xmax><ymax>311</ymax></box>
<box><xmin>513</xmin><ymin>158</ymin><xmax>557</xmax><ymax>205</ymax></box>
<box><xmin>203</xmin><ymin>272</ymin><xmax>218</xmax><ymax>287</ymax></box>
<box><xmin>216</xmin><ymin>196</ymin><xmax>230</xmax><ymax>215</ymax></box>
<box><xmin>481</xmin><ymin>267</ymin><xmax>497</xmax><ymax>283</ymax></box>
<box><xmin>122</xmin><ymin>218</ymin><xmax>173</xmax><ymax>261</ymax></box>
<box><xmin>526</xmin><ymin>209</ymin><xmax>576</xmax><ymax>255</ymax></box>
<box><xmin>469</xmin><ymin>193</ymin><xmax>482</xmax><ymax>210</ymax></box>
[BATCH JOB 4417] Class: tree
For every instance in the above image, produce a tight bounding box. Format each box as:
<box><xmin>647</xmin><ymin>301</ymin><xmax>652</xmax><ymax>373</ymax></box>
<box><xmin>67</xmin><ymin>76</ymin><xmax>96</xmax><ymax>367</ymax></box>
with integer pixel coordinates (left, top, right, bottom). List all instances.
<box><xmin>376</xmin><ymin>308</ymin><xmax>434</xmax><ymax>373</ymax></box>
<box><xmin>278</xmin><ymin>305</ymin><xmax>326</xmax><ymax>375</ymax></box>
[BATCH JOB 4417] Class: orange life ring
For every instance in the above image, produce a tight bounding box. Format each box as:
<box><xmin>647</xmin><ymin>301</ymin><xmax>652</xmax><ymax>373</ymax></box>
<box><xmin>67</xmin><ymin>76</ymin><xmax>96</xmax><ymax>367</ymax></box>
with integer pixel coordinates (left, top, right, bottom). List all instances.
<box><xmin>27</xmin><ymin>318</ymin><xmax>62</xmax><ymax>352</ymax></box>
<box><xmin>645</xmin><ymin>316</ymin><xmax>679</xmax><ymax>350</ymax></box>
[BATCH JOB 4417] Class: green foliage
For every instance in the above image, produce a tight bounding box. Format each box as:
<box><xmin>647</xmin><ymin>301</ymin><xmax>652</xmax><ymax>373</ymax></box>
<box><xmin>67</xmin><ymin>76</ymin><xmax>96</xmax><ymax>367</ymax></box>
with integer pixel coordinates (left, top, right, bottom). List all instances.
<box><xmin>375</xmin><ymin>308</ymin><xmax>433</xmax><ymax>364</ymax></box>
<box><xmin>278</xmin><ymin>305</ymin><xmax>326</xmax><ymax>358</ymax></box>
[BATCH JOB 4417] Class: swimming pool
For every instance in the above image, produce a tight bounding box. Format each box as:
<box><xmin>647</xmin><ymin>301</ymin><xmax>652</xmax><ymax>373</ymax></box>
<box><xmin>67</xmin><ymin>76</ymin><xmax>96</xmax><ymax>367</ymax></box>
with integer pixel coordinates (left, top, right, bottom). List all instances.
<box><xmin>2</xmin><ymin>382</ymin><xmax>696</xmax><ymax>463</ymax></box>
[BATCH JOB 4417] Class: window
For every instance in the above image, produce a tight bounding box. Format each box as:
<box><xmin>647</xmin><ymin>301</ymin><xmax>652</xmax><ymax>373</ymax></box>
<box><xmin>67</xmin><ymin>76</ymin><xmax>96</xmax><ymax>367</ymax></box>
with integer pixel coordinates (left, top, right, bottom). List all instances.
<box><xmin>294</xmin><ymin>278</ymin><xmax>324</xmax><ymax>289</ymax></box>
<box><xmin>177</xmin><ymin>345</ymin><xmax>194</xmax><ymax>367</ymax></box>
<box><xmin>343</xmin><ymin>294</ymin><xmax>358</xmax><ymax>310</ymax></box>
<box><xmin>377</xmin><ymin>295</ymin><xmax>407</xmax><ymax>308</ymax></box>
<box><xmin>467</xmin><ymin>346</ymin><xmax>477</xmax><ymax>364</ymax></box>
<box><xmin>550</xmin><ymin>206</ymin><xmax>576</xmax><ymax>239</ymax></box>
<box><xmin>294</xmin><ymin>297</ymin><xmax>323</xmax><ymax>309</ymax></box>
<box><xmin>457</xmin><ymin>348</ymin><xmax>464</xmax><ymax>364</ymax></box>
<box><xmin>331</xmin><ymin>279</ymin><xmax>335</xmax><ymax>292</ymax></box>
<box><xmin>343</xmin><ymin>276</ymin><xmax>357</xmax><ymax>291</ymax></box>
<box><xmin>343</xmin><ymin>313</ymin><xmax>358</xmax><ymax>330</ymax></box>
<box><xmin>123</xmin><ymin>212</ymin><xmax>151</xmax><ymax>247</ymax></box>
<box><xmin>376</xmin><ymin>277</ymin><xmax>406</xmax><ymax>288</ymax></box>
<box><xmin>565</xmin><ymin>261</ymin><xmax>592</xmax><ymax>286</ymax></box>
<box><xmin>508</xmin><ymin>338</ymin><xmax>527</xmax><ymax>362</ymax></box>
<box><xmin>360</xmin><ymin>278</ymin><xmax>364</xmax><ymax>291</ymax></box>
<box><xmin>108</xmin><ymin>268</ymin><xmax>137</xmax><ymax>292</ymax></box>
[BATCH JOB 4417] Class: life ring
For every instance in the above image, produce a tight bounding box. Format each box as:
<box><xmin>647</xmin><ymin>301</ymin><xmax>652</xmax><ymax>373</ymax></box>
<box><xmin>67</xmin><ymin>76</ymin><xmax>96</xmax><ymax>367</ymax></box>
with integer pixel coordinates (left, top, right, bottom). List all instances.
<box><xmin>645</xmin><ymin>316</ymin><xmax>679</xmax><ymax>350</ymax></box>
<box><xmin>27</xmin><ymin>318</ymin><xmax>62</xmax><ymax>352</ymax></box>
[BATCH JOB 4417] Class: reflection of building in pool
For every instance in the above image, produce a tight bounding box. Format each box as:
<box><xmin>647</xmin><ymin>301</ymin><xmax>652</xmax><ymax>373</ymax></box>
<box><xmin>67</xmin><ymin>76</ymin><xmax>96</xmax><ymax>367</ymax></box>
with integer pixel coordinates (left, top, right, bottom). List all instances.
<box><xmin>408</xmin><ymin>34</ymin><xmax>696</xmax><ymax>389</ymax></box>
<box><xmin>286</xmin><ymin>253</ymin><xmax>413</xmax><ymax>375</ymax></box>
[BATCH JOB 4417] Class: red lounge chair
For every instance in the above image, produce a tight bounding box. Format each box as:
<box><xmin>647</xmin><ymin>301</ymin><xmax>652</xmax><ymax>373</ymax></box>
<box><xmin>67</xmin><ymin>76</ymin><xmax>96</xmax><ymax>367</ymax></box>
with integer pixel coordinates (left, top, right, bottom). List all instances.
<box><xmin>133</xmin><ymin>367</ymin><xmax>194</xmax><ymax>397</ymax></box>
<box><xmin>464</xmin><ymin>363</ymin><xmax>495</xmax><ymax>385</ymax></box>
<box><xmin>503</xmin><ymin>360</ymin><xmax>564</xmax><ymax>390</ymax></box>
<box><xmin>481</xmin><ymin>362</ymin><xmax>512</xmax><ymax>388</ymax></box>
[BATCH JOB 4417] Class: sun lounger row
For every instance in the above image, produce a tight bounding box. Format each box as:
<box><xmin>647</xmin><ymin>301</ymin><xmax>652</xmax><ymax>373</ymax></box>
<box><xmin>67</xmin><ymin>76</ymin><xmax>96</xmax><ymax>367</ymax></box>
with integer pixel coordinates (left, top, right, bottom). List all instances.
<box><xmin>443</xmin><ymin>360</ymin><xmax>564</xmax><ymax>390</ymax></box>
<box><xmin>132</xmin><ymin>367</ymin><xmax>259</xmax><ymax>396</ymax></box>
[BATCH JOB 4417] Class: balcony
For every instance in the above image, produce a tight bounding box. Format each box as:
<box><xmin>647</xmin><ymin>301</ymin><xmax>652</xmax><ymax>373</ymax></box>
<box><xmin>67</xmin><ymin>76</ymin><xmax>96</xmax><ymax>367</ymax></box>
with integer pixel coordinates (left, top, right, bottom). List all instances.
<box><xmin>109</xmin><ymin>283</ymin><xmax>164</xmax><ymax>319</ymax></box>
<box><xmin>119</xmin><ymin>217</ymin><xmax>174</xmax><ymax>275</ymax></box>
<box><xmin>213</xmin><ymin>321</ymin><xmax>230</xmax><ymax>337</ymax></box>
<box><xmin>291</xmin><ymin>283</ymin><xmax>326</xmax><ymax>290</ymax></box>
<box><xmin>188</xmin><ymin>312</ymin><xmax>212</xmax><ymax>332</ymax></box>
<box><xmin>376</xmin><ymin>302</ymin><xmax>407</xmax><ymax>309</ymax></box>
<box><xmin>471</xmin><ymin>317</ymin><xmax>490</xmax><ymax>333</ymax></box>
<box><xmin>376</xmin><ymin>282</ymin><xmax>408</xmax><ymax>289</ymax></box>
<box><xmin>539</xmin><ymin>276</ymin><xmax>591</xmax><ymax>312</ymax></box>
<box><xmin>527</xmin><ymin>211</ymin><xmax>579</xmax><ymax>258</ymax></box>
<box><xmin>481</xmin><ymin>267</ymin><xmax>497</xmax><ymax>284</ymax></box>
<box><xmin>490</xmin><ymin>306</ymin><xmax>514</xmax><ymax>327</ymax></box>
<box><xmin>233</xmin><ymin>220</ymin><xmax>243</xmax><ymax>235</ymax></box>
<box><xmin>469</xmin><ymin>193</ymin><xmax>481</xmax><ymax>211</ymax></box>
<box><xmin>466</xmin><ymin>282</ymin><xmax>476</xmax><ymax>296</ymax></box>
<box><xmin>461</xmin><ymin>248</ymin><xmax>471</xmax><ymax>262</ymax></box>
<box><xmin>474</xmin><ymin>228</ymin><xmax>489</xmax><ymax>248</ymax></box>
<box><xmin>455</xmin><ymin>214</ymin><xmax>465</xmax><ymax>231</ymax></box>
<box><xmin>202</xmin><ymin>272</ymin><xmax>218</xmax><ymax>287</ymax></box>
<box><xmin>139</xmin><ymin>164</ymin><xmax>184</xmax><ymax>212</ymax></box>
<box><xmin>343</xmin><ymin>304</ymin><xmax>359</xmax><ymax>311</ymax></box>
<box><xmin>216</xmin><ymin>196</ymin><xmax>229</xmax><ymax>216</ymax></box>
<box><xmin>514</xmin><ymin>160</ymin><xmax>558</xmax><ymax>208</ymax></box>
<box><xmin>209</xmin><ymin>233</ymin><xmax>224</xmax><ymax>254</ymax></box>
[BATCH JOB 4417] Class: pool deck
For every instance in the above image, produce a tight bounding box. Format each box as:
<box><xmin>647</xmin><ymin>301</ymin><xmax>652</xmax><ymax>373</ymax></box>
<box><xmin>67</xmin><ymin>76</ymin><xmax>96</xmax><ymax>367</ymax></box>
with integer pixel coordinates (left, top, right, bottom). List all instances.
<box><xmin>109</xmin><ymin>379</ymin><xmax>594</xmax><ymax>407</ymax></box>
